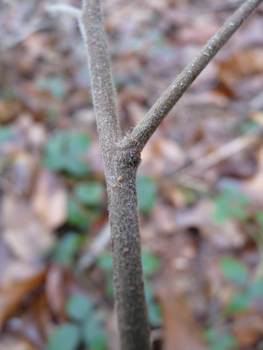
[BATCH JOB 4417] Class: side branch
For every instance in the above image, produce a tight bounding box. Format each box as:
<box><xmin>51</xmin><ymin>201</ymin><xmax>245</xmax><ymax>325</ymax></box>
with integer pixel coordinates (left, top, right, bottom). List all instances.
<box><xmin>125</xmin><ymin>0</ymin><xmax>263</xmax><ymax>152</ymax></box>
<box><xmin>80</xmin><ymin>0</ymin><xmax>121</xmax><ymax>166</ymax></box>
<box><xmin>46</xmin><ymin>4</ymin><xmax>81</xmax><ymax>18</ymax></box>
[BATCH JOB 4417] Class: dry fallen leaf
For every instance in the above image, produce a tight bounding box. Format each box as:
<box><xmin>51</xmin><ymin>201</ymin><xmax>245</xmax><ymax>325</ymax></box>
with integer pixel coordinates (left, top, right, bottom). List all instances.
<box><xmin>0</xmin><ymin>334</ymin><xmax>37</xmax><ymax>350</ymax></box>
<box><xmin>243</xmin><ymin>145</ymin><xmax>263</xmax><ymax>206</ymax></box>
<box><xmin>157</xmin><ymin>283</ymin><xmax>207</xmax><ymax>350</ymax></box>
<box><xmin>45</xmin><ymin>265</ymin><xmax>68</xmax><ymax>322</ymax></box>
<box><xmin>9</xmin><ymin>152</ymin><xmax>36</xmax><ymax>196</ymax></box>
<box><xmin>0</xmin><ymin>100</ymin><xmax>23</xmax><ymax>124</ymax></box>
<box><xmin>232</xmin><ymin>315</ymin><xmax>263</xmax><ymax>347</ymax></box>
<box><xmin>175</xmin><ymin>200</ymin><xmax>245</xmax><ymax>249</ymax></box>
<box><xmin>0</xmin><ymin>270</ymin><xmax>46</xmax><ymax>330</ymax></box>
<box><xmin>32</xmin><ymin>170</ymin><xmax>67</xmax><ymax>230</ymax></box>
<box><xmin>2</xmin><ymin>195</ymin><xmax>54</xmax><ymax>262</ymax></box>
<box><xmin>219</xmin><ymin>49</ymin><xmax>263</xmax><ymax>88</ymax></box>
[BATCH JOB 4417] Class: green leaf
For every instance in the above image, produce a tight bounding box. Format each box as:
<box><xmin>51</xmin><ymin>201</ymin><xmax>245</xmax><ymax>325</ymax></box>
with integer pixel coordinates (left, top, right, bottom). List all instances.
<box><xmin>227</xmin><ymin>291</ymin><xmax>251</xmax><ymax>313</ymax></box>
<box><xmin>204</xmin><ymin>329</ymin><xmax>238</xmax><ymax>350</ymax></box>
<box><xmin>180</xmin><ymin>187</ymin><xmax>197</xmax><ymax>205</ymax></box>
<box><xmin>213</xmin><ymin>188</ymin><xmax>250</xmax><ymax>224</ymax></box>
<box><xmin>204</xmin><ymin>328</ymin><xmax>219</xmax><ymax>342</ymax></box>
<box><xmin>144</xmin><ymin>281</ymin><xmax>154</xmax><ymax>304</ymax></box>
<box><xmin>36</xmin><ymin>76</ymin><xmax>67</xmax><ymax>100</ymax></box>
<box><xmin>65</xmin><ymin>157</ymin><xmax>90</xmax><ymax>177</ymax></box>
<box><xmin>142</xmin><ymin>251</ymin><xmax>161</xmax><ymax>277</ymax></box>
<box><xmin>55</xmin><ymin>232</ymin><xmax>82</xmax><ymax>265</ymax></box>
<box><xmin>137</xmin><ymin>176</ymin><xmax>157</xmax><ymax>213</ymax></box>
<box><xmin>220</xmin><ymin>257</ymin><xmax>248</xmax><ymax>285</ymax></box>
<box><xmin>67</xmin><ymin>198</ymin><xmax>89</xmax><ymax>229</ymax></box>
<box><xmin>97</xmin><ymin>253</ymin><xmax>113</xmax><ymax>274</ymax></box>
<box><xmin>239</xmin><ymin>121</ymin><xmax>259</xmax><ymax>134</ymax></box>
<box><xmin>255</xmin><ymin>212</ymin><xmax>263</xmax><ymax>230</ymax></box>
<box><xmin>43</xmin><ymin>132</ymin><xmax>68</xmax><ymax>171</ymax></box>
<box><xmin>248</xmin><ymin>278</ymin><xmax>263</xmax><ymax>299</ymax></box>
<box><xmin>82</xmin><ymin>315</ymin><xmax>108</xmax><ymax>350</ymax></box>
<box><xmin>74</xmin><ymin>182</ymin><xmax>104</xmax><ymax>206</ymax></box>
<box><xmin>148</xmin><ymin>299</ymin><xmax>163</xmax><ymax>327</ymax></box>
<box><xmin>106</xmin><ymin>274</ymin><xmax>114</xmax><ymax>300</ymax></box>
<box><xmin>0</xmin><ymin>126</ymin><xmax>12</xmax><ymax>143</ymax></box>
<box><xmin>67</xmin><ymin>133</ymin><xmax>91</xmax><ymax>155</ymax></box>
<box><xmin>144</xmin><ymin>281</ymin><xmax>163</xmax><ymax>326</ymax></box>
<box><xmin>47</xmin><ymin>323</ymin><xmax>81</xmax><ymax>350</ymax></box>
<box><xmin>66</xmin><ymin>295</ymin><xmax>93</xmax><ymax>322</ymax></box>
<box><xmin>43</xmin><ymin>131</ymin><xmax>91</xmax><ymax>177</ymax></box>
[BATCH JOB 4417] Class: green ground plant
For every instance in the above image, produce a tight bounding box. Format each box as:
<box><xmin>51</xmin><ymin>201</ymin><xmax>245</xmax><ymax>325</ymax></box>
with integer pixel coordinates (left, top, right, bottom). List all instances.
<box><xmin>205</xmin><ymin>188</ymin><xmax>263</xmax><ymax>350</ymax></box>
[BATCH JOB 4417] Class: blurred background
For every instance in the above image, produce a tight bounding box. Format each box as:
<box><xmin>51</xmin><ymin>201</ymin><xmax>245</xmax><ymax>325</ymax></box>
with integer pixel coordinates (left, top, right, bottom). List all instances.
<box><xmin>1</xmin><ymin>0</ymin><xmax>263</xmax><ymax>349</ymax></box>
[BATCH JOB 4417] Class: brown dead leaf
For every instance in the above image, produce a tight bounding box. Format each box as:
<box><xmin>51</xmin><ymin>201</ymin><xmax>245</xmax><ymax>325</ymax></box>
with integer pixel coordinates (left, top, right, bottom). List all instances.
<box><xmin>9</xmin><ymin>152</ymin><xmax>36</xmax><ymax>196</ymax></box>
<box><xmin>16</xmin><ymin>83</ymin><xmax>54</xmax><ymax>120</ymax></box>
<box><xmin>250</xmin><ymin>111</ymin><xmax>263</xmax><ymax>126</ymax></box>
<box><xmin>219</xmin><ymin>49</ymin><xmax>263</xmax><ymax>88</ymax></box>
<box><xmin>0</xmin><ymin>270</ymin><xmax>46</xmax><ymax>330</ymax></box>
<box><xmin>2</xmin><ymin>195</ymin><xmax>54</xmax><ymax>262</ymax></box>
<box><xmin>140</xmin><ymin>137</ymin><xmax>185</xmax><ymax>177</ymax></box>
<box><xmin>232</xmin><ymin>315</ymin><xmax>263</xmax><ymax>347</ymax></box>
<box><xmin>0</xmin><ymin>334</ymin><xmax>36</xmax><ymax>350</ymax></box>
<box><xmin>32</xmin><ymin>170</ymin><xmax>67</xmax><ymax>230</ymax></box>
<box><xmin>22</xmin><ymin>33</ymin><xmax>54</xmax><ymax>61</ymax></box>
<box><xmin>178</xmin><ymin>23</ymin><xmax>220</xmax><ymax>45</ymax></box>
<box><xmin>175</xmin><ymin>200</ymin><xmax>245</xmax><ymax>249</ymax></box>
<box><xmin>125</xmin><ymin>101</ymin><xmax>147</xmax><ymax>126</ymax></box>
<box><xmin>157</xmin><ymin>284</ymin><xmax>207</xmax><ymax>350</ymax></box>
<box><xmin>5</xmin><ymin>293</ymin><xmax>54</xmax><ymax>349</ymax></box>
<box><xmin>243</xmin><ymin>145</ymin><xmax>263</xmax><ymax>206</ymax></box>
<box><xmin>45</xmin><ymin>265</ymin><xmax>68</xmax><ymax>322</ymax></box>
<box><xmin>0</xmin><ymin>100</ymin><xmax>23</xmax><ymax>124</ymax></box>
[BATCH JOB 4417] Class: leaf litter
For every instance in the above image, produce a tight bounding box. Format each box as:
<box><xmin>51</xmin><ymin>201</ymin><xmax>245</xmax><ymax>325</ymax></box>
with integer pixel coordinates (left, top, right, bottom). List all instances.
<box><xmin>1</xmin><ymin>0</ymin><xmax>263</xmax><ymax>349</ymax></box>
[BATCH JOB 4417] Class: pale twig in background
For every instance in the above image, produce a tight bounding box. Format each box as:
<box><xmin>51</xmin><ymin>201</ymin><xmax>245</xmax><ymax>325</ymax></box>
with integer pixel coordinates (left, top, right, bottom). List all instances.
<box><xmin>173</xmin><ymin>128</ymin><xmax>263</xmax><ymax>185</ymax></box>
<box><xmin>78</xmin><ymin>222</ymin><xmax>111</xmax><ymax>270</ymax></box>
<box><xmin>45</xmin><ymin>4</ymin><xmax>81</xmax><ymax>19</ymax></box>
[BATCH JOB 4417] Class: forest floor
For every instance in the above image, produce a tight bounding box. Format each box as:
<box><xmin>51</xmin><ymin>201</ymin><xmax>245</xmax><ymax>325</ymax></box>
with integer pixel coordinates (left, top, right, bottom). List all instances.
<box><xmin>1</xmin><ymin>0</ymin><xmax>263</xmax><ymax>349</ymax></box>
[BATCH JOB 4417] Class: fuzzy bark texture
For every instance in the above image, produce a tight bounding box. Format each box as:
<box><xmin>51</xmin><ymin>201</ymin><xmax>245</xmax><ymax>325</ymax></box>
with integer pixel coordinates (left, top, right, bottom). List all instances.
<box><xmin>78</xmin><ymin>0</ymin><xmax>263</xmax><ymax>349</ymax></box>
<box><xmin>109</xmin><ymin>148</ymin><xmax>150</xmax><ymax>350</ymax></box>
<box><xmin>81</xmin><ymin>1</ymin><xmax>150</xmax><ymax>349</ymax></box>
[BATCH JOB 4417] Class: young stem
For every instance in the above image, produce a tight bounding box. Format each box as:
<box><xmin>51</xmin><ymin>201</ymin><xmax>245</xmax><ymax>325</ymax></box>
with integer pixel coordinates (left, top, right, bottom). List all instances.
<box><xmin>81</xmin><ymin>1</ymin><xmax>150</xmax><ymax>349</ymax></box>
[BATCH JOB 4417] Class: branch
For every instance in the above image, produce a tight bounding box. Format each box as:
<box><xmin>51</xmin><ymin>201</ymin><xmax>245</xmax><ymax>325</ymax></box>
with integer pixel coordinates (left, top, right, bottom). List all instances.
<box><xmin>80</xmin><ymin>0</ymin><xmax>121</xmax><ymax>175</ymax></box>
<box><xmin>124</xmin><ymin>0</ymin><xmax>263</xmax><ymax>152</ymax></box>
<box><xmin>46</xmin><ymin>4</ymin><xmax>81</xmax><ymax>18</ymax></box>
<box><xmin>80</xmin><ymin>2</ymin><xmax>150</xmax><ymax>350</ymax></box>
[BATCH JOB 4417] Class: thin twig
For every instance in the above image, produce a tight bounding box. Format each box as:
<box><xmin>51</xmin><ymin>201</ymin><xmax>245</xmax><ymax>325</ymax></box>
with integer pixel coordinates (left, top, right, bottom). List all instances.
<box><xmin>46</xmin><ymin>4</ymin><xmax>81</xmax><ymax>18</ymax></box>
<box><xmin>78</xmin><ymin>222</ymin><xmax>111</xmax><ymax>270</ymax></box>
<box><xmin>172</xmin><ymin>128</ymin><xmax>263</xmax><ymax>183</ymax></box>
<box><xmin>124</xmin><ymin>0</ymin><xmax>263</xmax><ymax>152</ymax></box>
